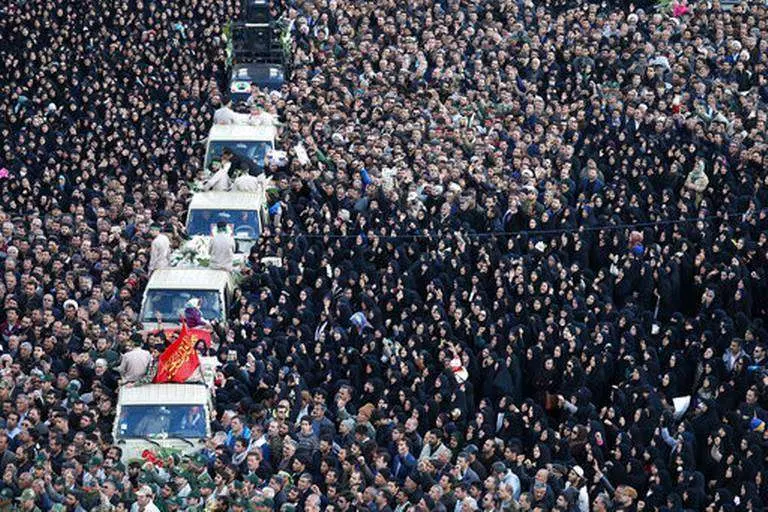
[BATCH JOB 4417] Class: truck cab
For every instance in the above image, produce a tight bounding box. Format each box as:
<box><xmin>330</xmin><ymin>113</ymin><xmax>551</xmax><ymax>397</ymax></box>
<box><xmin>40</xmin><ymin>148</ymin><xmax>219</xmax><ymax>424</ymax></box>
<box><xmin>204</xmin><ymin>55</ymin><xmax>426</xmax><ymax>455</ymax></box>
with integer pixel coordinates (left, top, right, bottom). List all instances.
<box><xmin>230</xmin><ymin>63</ymin><xmax>285</xmax><ymax>103</ymax></box>
<box><xmin>186</xmin><ymin>191</ymin><xmax>265</xmax><ymax>253</ymax></box>
<box><xmin>113</xmin><ymin>360</ymin><xmax>218</xmax><ymax>462</ymax></box>
<box><xmin>204</xmin><ymin>124</ymin><xmax>276</xmax><ymax>172</ymax></box>
<box><xmin>140</xmin><ymin>268</ymin><xmax>233</xmax><ymax>332</ymax></box>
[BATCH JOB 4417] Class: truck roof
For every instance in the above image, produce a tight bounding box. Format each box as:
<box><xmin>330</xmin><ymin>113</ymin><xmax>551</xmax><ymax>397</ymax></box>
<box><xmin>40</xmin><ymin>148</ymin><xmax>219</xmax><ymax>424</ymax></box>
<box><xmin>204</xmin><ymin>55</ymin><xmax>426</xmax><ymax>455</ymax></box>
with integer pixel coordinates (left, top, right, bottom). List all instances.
<box><xmin>207</xmin><ymin>124</ymin><xmax>276</xmax><ymax>143</ymax></box>
<box><xmin>188</xmin><ymin>191</ymin><xmax>263</xmax><ymax>211</ymax></box>
<box><xmin>118</xmin><ymin>383</ymin><xmax>210</xmax><ymax>406</ymax></box>
<box><xmin>231</xmin><ymin>62</ymin><xmax>283</xmax><ymax>78</ymax></box>
<box><xmin>146</xmin><ymin>268</ymin><xmax>231</xmax><ymax>291</ymax></box>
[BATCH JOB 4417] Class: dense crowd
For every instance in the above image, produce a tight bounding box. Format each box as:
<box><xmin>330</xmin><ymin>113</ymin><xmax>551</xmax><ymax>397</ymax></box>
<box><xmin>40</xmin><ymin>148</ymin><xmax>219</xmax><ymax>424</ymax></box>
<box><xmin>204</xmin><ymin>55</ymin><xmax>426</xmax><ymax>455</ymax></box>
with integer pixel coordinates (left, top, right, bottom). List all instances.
<box><xmin>2</xmin><ymin>0</ymin><xmax>768</xmax><ymax>510</ymax></box>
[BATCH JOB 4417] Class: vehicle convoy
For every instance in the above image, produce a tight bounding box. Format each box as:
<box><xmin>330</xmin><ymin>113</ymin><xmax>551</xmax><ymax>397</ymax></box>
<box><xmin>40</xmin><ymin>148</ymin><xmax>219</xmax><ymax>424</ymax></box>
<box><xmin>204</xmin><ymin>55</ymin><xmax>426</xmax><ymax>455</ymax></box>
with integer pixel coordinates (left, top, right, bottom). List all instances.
<box><xmin>204</xmin><ymin>123</ymin><xmax>276</xmax><ymax>172</ymax></box>
<box><xmin>139</xmin><ymin>267</ymin><xmax>234</xmax><ymax>331</ymax></box>
<box><xmin>228</xmin><ymin>0</ymin><xmax>286</xmax><ymax>102</ymax></box>
<box><xmin>119</xmin><ymin>0</ymin><xmax>284</xmax><ymax>466</ymax></box>
<box><xmin>113</xmin><ymin>356</ymin><xmax>219</xmax><ymax>462</ymax></box>
<box><xmin>186</xmin><ymin>190</ymin><xmax>265</xmax><ymax>252</ymax></box>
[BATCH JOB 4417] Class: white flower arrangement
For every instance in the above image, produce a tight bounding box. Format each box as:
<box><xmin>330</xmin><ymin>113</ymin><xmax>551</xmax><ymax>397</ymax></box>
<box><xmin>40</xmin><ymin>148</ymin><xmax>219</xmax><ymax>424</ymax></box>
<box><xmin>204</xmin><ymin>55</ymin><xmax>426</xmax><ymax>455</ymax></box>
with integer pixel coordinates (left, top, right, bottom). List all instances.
<box><xmin>170</xmin><ymin>235</ymin><xmax>248</xmax><ymax>279</ymax></box>
<box><xmin>171</xmin><ymin>235</ymin><xmax>212</xmax><ymax>268</ymax></box>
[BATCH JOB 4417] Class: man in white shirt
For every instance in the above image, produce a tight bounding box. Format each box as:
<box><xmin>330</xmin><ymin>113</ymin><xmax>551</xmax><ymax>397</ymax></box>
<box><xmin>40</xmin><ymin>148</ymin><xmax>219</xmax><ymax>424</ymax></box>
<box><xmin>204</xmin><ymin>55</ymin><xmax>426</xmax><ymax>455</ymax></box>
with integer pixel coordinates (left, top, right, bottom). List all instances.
<box><xmin>131</xmin><ymin>486</ymin><xmax>161</xmax><ymax>512</ymax></box>
<box><xmin>148</xmin><ymin>223</ymin><xmax>171</xmax><ymax>274</ymax></box>
<box><xmin>209</xmin><ymin>221</ymin><xmax>235</xmax><ymax>272</ymax></box>
<box><xmin>202</xmin><ymin>161</ymin><xmax>231</xmax><ymax>191</ymax></box>
<box><xmin>213</xmin><ymin>103</ymin><xmax>240</xmax><ymax>125</ymax></box>
<box><xmin>723</xmin><ymin>338</ymin><xmax>748</xmax><ymax>373</ymax></box>
<box><xmin>564</xmin><ymin>465</ymin><xmax>589</xmax><ymax>512</ymax></box>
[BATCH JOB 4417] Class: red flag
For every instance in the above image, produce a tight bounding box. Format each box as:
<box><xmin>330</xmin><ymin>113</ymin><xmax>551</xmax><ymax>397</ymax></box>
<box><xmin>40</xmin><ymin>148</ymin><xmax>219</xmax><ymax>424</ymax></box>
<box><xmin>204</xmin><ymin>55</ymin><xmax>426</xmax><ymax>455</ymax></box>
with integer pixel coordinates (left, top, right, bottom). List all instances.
<box><xmin>141</xmin><ymin>450</ymin><xmax>164</xmax><ymax>467</ymax></box>
<box><xmin>154</xmin><ymin>323</ymin><xmax>201</xmax><ymax>383</ymax></box>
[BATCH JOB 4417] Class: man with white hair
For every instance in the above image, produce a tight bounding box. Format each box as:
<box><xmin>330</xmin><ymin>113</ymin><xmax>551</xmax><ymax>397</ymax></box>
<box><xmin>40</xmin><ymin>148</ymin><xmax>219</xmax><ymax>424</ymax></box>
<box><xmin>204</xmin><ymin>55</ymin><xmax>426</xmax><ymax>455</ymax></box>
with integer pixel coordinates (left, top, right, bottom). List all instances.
<box><xmin>131</xmin><ymin>486</ymin><xmax>161</xmax><ymax>512</ymax></box>
<box><xmin>305</xmin><ymin>493</ymin><xmax>322</xmax><ymax>512</ymax></box>
<box><xmin>79</xmin><ymin>358</ymin><xmax>116</xmax><ymax>400</ymax></box>
<box><xmin>1</xmin><ymin>222</ymin><xmax>14</xmax><ymax>247</ymax></box>
<box><xmin>460</xmin><ymin>496</ymin><xmax>479</xmax><ymax>511</ymax></box>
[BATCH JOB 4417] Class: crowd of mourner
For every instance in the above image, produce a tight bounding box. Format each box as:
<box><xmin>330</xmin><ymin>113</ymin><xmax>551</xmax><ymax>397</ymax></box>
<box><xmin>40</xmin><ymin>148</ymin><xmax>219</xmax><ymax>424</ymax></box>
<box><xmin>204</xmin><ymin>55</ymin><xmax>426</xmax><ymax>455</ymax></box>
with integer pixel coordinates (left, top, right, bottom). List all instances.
<box><xmin>2</xmin><ymin>0</ymin><xmax>768</xmax><ymax>510</ymax></box>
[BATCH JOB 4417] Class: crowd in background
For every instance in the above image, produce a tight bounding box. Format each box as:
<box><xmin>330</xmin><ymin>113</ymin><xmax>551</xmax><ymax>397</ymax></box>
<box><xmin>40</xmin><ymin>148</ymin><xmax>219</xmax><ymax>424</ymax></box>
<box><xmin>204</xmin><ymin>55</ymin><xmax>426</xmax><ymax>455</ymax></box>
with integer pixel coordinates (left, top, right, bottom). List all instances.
<box><xmin>2</xmin><ymin>0</ymin><xmax>768</xmax><ymax>510</ymax></box>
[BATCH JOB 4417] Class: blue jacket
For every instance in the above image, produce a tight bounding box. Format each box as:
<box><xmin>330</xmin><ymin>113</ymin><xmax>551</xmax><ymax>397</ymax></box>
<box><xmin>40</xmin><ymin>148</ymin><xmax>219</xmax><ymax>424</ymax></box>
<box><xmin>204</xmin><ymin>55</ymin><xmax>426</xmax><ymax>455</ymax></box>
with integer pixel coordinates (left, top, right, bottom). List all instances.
<box><xmin>391</xmin><ymin>452</ymin><xmax>417</xmax><ymax>483</ymax></box>
<box><xmin>225</xmin><ymin>425</ymin><xmax>252</xmax><ymax>449</ymax></box>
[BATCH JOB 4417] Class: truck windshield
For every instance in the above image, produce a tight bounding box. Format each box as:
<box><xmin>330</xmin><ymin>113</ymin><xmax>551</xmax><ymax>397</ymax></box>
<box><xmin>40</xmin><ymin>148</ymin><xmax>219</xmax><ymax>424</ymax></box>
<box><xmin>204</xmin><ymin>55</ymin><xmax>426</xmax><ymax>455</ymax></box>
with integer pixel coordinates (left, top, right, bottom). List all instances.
<box><xmin>186</xmin><ymin>209</ymin><xmax>260</xmax><ymax>240</ymax></box>
<box><xmin>117</xmin><ymin>405</ymin><xmax>207</xmax><ymax>439</ymax></box>
<box><xmin>142</xmin><ymin>289</ymin><xmax>222</xmax><ymax>323</ymax></box>
<box><xmin>205</xmin><ymin>140</ymin><xmax>272</xmax><ymax>170</ymax></box>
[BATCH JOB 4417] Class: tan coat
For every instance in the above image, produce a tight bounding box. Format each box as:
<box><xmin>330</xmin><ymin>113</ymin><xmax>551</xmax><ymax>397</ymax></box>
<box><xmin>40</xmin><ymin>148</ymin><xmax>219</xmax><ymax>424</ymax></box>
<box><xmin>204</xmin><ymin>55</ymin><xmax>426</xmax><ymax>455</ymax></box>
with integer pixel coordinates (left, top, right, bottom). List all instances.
<box><xmin>118</xmin><ymin>347</ymin><xmax>152</xmax><ymax>383</ymax></box>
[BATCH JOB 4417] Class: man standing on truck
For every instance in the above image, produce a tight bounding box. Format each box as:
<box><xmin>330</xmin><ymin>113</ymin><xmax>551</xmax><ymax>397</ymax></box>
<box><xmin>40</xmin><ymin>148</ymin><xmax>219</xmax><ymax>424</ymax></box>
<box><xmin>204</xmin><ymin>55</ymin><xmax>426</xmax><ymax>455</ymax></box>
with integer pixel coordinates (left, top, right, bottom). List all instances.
<box><xmin>148</xmin><ymin>223</ymin><xmax>171</xmax><ymax>275</ymax></box>
<box><xmin>209</xmin><ymin>221</ymin><xmax>235</xmax><ymax>272</ymax></box>
<box><xmin>201</xmin><ymin>161</ymin><xmax>231</xmax><ymax>192</ymax></box>
<box><xmin>131</xmin><ymin>341</ymin><xmax>164</xmax><ymax>387</ymax></box>
<box><xmin>117</xmin><ymin>336</ymin><xmax>152</xmax><ymax>384</ymax></box>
